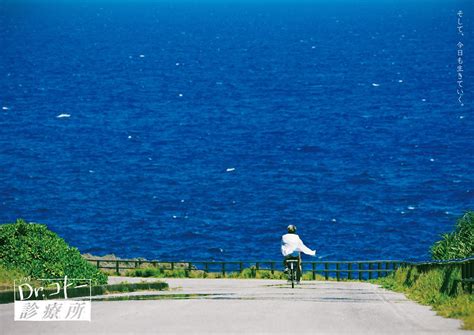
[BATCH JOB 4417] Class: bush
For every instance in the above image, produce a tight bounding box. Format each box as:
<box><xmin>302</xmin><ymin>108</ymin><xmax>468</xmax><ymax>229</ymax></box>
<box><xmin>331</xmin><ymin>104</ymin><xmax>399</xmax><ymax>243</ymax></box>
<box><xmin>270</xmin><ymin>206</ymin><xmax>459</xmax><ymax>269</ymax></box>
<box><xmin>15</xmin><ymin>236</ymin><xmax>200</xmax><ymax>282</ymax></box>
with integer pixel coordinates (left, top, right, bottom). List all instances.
<box><xmin>431</xmin><ymin>211</ymin><xmax>474</xmax><ymax>260</ymax></box>
<box><xmin>0</xmin><ymin>219</ymin><xmax>107</xmax><ymax>285</ymax></box>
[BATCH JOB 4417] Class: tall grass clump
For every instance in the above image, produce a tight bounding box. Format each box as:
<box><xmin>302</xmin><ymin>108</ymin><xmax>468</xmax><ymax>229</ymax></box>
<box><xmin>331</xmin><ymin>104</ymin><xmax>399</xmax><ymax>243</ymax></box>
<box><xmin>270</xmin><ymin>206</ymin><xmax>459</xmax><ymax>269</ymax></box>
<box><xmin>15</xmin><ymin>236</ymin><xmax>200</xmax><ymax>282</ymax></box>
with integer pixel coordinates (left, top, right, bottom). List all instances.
<box><xmin>431</xmin><ymin>211</ymin><xmax>474</xmax><ymax>260</ymax></box>
<box><xmin>0</xmin><ymin>219</ymin><xmax>107</xmax><ymax>285</ymax></box>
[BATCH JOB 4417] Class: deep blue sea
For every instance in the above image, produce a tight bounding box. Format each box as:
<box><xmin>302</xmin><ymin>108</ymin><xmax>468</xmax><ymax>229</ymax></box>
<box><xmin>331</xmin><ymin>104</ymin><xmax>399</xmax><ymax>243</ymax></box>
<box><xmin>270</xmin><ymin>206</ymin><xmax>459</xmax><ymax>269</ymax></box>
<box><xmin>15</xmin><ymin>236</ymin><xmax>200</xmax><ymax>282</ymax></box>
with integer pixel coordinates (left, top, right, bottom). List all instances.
<box><xmin>1</xmin><ymin>1</ymin><xmax>472</xmax><ymax>262</ymax></box>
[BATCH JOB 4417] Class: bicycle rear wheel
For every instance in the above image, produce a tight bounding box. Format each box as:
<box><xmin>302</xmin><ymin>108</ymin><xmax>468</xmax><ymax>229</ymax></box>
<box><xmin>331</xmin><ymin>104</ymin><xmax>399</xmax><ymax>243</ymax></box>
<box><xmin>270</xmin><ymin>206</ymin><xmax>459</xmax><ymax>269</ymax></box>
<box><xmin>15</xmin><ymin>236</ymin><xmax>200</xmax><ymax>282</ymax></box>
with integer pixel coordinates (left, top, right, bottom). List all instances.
<box><xmin>290</xmin><ymin>263</ymin><xmax>295</xmax><ymax>288</ymax></box>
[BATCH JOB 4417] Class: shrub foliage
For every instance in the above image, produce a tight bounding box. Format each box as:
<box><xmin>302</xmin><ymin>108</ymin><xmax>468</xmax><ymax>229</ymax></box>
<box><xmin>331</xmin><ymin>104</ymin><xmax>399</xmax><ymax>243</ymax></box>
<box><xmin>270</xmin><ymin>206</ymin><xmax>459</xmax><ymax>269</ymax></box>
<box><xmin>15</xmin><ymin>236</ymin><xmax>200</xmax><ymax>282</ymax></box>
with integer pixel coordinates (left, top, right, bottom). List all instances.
<box><xmin>0</xmin><ymin>219</ymin><xmax>107</xmax><ymax>284</ymax></box>
<box><xmin>430</xmin><ymin>211</ymin><xmax>474</xmax><ymax>260</ymax></box>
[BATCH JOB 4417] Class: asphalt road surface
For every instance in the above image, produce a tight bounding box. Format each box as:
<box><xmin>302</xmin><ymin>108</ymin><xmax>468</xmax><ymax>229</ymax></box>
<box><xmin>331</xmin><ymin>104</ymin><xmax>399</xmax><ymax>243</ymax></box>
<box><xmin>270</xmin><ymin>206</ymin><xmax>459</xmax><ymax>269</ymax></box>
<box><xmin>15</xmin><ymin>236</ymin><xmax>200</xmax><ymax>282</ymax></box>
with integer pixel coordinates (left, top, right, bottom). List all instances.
<box><xmin>1</xmin><ymin>277</ymin><xmax>472</xmax><ymax>334</ymax></box>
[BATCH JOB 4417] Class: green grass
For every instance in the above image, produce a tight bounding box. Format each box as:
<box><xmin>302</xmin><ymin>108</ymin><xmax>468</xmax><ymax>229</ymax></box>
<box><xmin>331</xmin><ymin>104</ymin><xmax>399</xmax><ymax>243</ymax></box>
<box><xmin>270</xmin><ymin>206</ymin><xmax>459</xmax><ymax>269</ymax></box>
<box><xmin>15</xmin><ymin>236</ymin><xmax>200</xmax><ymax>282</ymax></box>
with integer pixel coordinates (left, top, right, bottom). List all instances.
<box><xmin>374</xmin><ymin>265</ymin><xmax>474</xmax><ymax>330</ymax></box>
<box><xmin>0</xmin><ymin>264</ymin><xmax>31</xmax><ymax>291</ymax></box>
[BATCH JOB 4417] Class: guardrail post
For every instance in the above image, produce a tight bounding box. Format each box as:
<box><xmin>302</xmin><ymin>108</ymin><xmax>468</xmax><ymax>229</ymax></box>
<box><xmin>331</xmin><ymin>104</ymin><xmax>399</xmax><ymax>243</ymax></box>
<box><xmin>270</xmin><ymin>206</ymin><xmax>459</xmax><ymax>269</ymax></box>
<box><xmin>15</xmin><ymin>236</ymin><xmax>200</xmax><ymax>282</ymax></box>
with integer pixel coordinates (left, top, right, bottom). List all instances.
<box><xmin>368</xmin><ymin>263</ymin><xmax>373</xmax><ymax>280</ymax></box>
<box><xmin>312</xmin><ymin>263</ymin><xmax>316</xmax><ymax>280</ymax></box>
<box><xmin>348</xmin><ymin>263</ymin><xmax>352</xmax><ymax>280</ymax></box>
<box><xmin>96</xmin><ymin>260</ymin><xmax>100</xmax><ymax>269</ymax></box>
<box><xmin>171</xmin><ymin>262</ymin><xmax>174</xmax><ymax>271</ymax></box>
<box><xmin>358</xmin><ymin>263</ymin><xmax>362</xmax><ymax>280</ymax></box>
<box><xmin>470</xmin><ymin>260</ymin><xmax>474</xmax><ymax>294</ymax></box>
<box><xmin>239</xmin><ymin>262</ymin><xmax>243</xmax><ymax>273</ymax></box>
<box><xmin>116</xmin><ymin>260</ymin><xmax>120</xmax><ymax>275</ymax></box>
<box><xmin>324</xmin><ymin>263</ymin><xmax>329</xmax><ymax>280</ymax></box>
<box><xmin>271</xmin><ymin>262</ymin><xmax>275</xmax><ymax>275</ymax></box>
<box><xmin>385</xmin><ymin>262</ymin><xmax>389</xmax><ymax>276</ymax></box>
<box><xmin>187</xmin><ymin>262</ymin><xmax>192</xmax><ymax>277</ymax></box>
<box><xmin>463</xmin><ymin>260</ymin><xmax>472</xmax><ymax>293</ymax></box>
<box><xmin>336</xmin><ymin>263</ymin><xmax>340</xmax><ymax>281</ymax></box>
<box><xmin>461</xmin><ymin>261</ymin><xmax>466</xmax><ymax>292</ymax></box>
<box><xmin>205</xmin><ymin>262</ymin><xmax>209</xmax><ymax>273</ymax></box>
<box><xmin>377</xmin><ymin>262</ymin><xmax>382</xmax><ymax>278</ymax></box>
<box><xmin>222</xmin><ymin>263</ymin><xmax>226</xmax><ymax>277</ymax></box>
<box><xmin>256</xmin><ymin>262</ymin><xmax>260</xmax><ymax>271</ymax></box>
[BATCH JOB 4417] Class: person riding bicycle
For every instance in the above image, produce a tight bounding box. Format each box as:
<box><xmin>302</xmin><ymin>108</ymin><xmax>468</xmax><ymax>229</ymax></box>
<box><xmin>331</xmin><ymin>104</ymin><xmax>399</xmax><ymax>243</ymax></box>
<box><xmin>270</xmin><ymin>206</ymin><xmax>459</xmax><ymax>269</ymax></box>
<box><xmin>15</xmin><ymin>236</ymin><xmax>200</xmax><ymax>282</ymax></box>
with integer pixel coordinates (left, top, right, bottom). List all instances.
<box><xmin>281</xmin><ymin>225</ymin><xmax>316</xmax><ymax>283</ymax></box>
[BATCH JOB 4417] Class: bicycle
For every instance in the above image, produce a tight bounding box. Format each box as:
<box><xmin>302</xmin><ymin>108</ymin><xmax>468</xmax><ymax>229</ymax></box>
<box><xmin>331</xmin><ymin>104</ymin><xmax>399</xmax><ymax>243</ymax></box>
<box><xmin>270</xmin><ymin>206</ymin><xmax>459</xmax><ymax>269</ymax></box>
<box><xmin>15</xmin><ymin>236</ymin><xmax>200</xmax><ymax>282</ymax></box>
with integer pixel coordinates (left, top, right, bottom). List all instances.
<box><xmin>285</xmin><ymin>259</ymin><xmax>300</xmax><ymax>288</ymax></box>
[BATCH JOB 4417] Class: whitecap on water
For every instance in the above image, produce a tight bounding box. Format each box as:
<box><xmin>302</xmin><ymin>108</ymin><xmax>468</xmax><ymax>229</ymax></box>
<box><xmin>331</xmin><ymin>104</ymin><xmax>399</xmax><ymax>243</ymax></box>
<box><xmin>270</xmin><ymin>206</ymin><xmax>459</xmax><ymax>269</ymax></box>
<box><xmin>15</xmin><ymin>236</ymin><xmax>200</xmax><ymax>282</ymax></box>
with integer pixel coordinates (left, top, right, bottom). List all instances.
<box><xmin>226</xmin><ymin>168</ymin><xmax>235</xmax><ymax>172</ymax></box>
<box><xmin>407</xmin><ymin>206</ymin><xmax>415</xmax><ymax>210</ymax></box>
<box><xmin>371</xmin><ymin>83</ymin><xmax>380</xmax><ymax>87</ymax></box>
<box><xmin>57</xmin><ymin>113</ymin><xmax>71</xmax><ymax>118</ymax></box>
<box><xmin>2</xmin><ymin>106</ymin><xmax>8</xmax><ymax>110</ymax></box>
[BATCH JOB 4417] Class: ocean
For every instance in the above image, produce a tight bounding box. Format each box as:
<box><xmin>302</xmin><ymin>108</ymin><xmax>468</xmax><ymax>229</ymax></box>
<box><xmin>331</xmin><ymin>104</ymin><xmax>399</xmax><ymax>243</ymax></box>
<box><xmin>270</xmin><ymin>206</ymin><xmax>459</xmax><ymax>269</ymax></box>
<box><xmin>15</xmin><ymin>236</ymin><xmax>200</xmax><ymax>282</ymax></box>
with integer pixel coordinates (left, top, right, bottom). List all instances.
<box><xmin>0</xmin><ymin>0</ymin><xmax>472</xmax><ymax>262</ymax></box>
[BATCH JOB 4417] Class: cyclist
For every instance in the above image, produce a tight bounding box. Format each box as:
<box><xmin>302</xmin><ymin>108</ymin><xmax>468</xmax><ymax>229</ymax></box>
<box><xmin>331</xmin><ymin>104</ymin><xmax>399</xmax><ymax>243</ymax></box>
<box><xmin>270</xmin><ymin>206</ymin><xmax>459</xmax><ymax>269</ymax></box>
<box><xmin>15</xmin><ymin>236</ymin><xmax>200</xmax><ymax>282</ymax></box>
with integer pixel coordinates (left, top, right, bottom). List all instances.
<box><xmin>281</xmin><ymin>225</ymin><xmax>316</xmax><ymax>283</ymax></box>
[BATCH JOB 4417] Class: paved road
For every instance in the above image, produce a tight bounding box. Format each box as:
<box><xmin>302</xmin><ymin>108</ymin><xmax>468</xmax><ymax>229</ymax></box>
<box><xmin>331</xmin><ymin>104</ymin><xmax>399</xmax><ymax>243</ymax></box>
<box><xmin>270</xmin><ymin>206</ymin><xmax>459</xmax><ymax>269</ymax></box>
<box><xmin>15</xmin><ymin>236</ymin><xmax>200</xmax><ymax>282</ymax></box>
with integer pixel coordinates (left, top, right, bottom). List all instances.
<box><xmin>1</xmin><ymin>277</ymin><xmax>472</xmax><ymax>334</ymax></box>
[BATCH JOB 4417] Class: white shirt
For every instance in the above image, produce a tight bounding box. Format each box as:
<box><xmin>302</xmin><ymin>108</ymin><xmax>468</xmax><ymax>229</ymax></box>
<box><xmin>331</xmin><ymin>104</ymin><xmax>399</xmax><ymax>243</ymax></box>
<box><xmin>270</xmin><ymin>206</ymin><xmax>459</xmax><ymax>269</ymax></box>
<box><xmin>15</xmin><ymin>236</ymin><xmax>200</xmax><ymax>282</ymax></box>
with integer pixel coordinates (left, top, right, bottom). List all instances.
<box><xmin>281</xmin><ymin>233</ymin><xmax>316</xmax><ymax>257</ymax></box>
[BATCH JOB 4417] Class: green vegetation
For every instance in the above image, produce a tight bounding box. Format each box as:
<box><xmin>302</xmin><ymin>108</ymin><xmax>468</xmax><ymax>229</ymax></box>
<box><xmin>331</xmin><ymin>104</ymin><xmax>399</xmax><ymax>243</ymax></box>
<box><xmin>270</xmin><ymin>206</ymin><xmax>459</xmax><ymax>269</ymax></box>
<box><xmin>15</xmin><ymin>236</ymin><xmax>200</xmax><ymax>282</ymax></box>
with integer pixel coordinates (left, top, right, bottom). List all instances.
<box><xmin>375</xmin><ymin>211</ymin><xmax>474</xmax><ymax>330</ymax></box>
<box><xmin>0</xmin><ymin>264</ymin><xmax>31</xmax><ymax>291</ymax></box>
<box><xmin>0</xmin><ymin>219</ymin><xmax>107</xmax><ymax>285</ymax></box>
<box><xmin>431</xmin><ymin>211</ymin><xmax>474</xmax><ymax>260</ymax></box>
<box><xmin>375</xmin><ymin>265</ymin><xmax>474</xmax><ymax>329</ymax></box>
